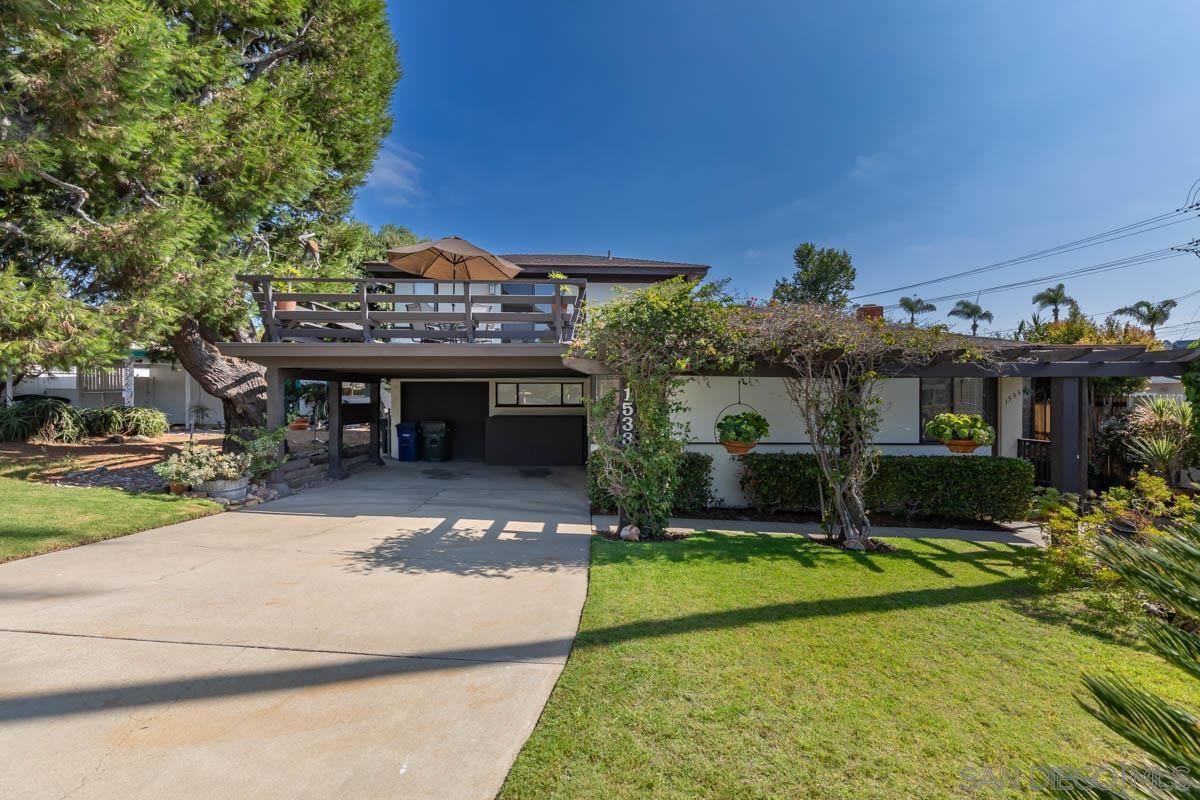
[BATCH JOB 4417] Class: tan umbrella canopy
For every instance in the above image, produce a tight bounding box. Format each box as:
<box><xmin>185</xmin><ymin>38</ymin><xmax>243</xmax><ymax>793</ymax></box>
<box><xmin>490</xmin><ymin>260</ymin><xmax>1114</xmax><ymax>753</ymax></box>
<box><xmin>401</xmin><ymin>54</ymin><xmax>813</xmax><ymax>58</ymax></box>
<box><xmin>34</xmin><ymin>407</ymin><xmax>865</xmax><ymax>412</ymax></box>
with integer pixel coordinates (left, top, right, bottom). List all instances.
<box><xmin>385</xmin><ymin>236</ymin><xmax>523</xmax><ymax>281</ymax></box>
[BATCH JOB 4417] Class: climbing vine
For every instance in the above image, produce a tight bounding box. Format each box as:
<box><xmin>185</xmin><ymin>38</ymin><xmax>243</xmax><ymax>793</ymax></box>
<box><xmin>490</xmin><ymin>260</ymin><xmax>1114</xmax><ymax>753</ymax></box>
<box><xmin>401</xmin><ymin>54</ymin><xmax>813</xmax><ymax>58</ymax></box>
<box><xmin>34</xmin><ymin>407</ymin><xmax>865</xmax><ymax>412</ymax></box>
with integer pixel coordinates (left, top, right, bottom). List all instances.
<box><xmin>568</xmin><ymin>278</ymin><xmax>742</xmax><ymax>536</ymax></box>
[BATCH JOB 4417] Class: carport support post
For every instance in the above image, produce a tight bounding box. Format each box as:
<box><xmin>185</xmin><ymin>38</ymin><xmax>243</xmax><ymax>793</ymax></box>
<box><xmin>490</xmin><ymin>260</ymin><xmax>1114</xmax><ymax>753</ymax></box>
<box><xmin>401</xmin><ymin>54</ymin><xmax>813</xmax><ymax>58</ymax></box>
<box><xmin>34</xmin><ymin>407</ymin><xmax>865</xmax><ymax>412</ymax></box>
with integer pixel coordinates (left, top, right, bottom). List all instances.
<box><xmin>265</xmin><ymin>367</ymin><xmax>287</xmax><ymax>481</ymax></box>
<box><xmin>368</xmin><ymin>381</ymin><xmax>385</xmax><ymax>466</ymax></box>
<box><xmin>327</xmin><ymin>380</ymin><xmax>347</xmax><ymax>479</ymax></box>
<box><xmin>1049</xmin><ymin>377</ymin><xmax>1087</xmax><ymax>494</ymax></box>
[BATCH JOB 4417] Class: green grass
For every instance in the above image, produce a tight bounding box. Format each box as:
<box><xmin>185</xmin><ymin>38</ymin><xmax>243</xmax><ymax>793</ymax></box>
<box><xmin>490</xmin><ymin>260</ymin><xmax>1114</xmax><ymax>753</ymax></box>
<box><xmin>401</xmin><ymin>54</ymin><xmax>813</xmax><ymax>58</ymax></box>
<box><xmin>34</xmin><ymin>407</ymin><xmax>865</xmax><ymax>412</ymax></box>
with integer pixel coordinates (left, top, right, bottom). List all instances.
<box><xmin>500</xmin><ymin>533</ymin><xmax>1199</xmax><ymax>799</ymax></box>
<box><xmin>0</xmin><ymin>471</ymin><xmax>219</xmax><ymax>562</ymax></box>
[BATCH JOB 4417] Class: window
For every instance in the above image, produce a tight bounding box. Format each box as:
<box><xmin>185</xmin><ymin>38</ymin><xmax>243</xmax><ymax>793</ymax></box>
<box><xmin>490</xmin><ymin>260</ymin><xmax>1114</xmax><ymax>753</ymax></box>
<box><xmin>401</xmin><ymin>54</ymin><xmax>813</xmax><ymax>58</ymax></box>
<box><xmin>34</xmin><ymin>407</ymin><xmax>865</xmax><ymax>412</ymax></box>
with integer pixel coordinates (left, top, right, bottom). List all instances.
<box><xmin>919</xmin><ymin>377</ymin><xmax>996</xmax><ymax>441</ymax></box>
<box><xmin>495</xmin><ymin>382</ymin><xmax>585</xmax><ymax>407</ymax></box>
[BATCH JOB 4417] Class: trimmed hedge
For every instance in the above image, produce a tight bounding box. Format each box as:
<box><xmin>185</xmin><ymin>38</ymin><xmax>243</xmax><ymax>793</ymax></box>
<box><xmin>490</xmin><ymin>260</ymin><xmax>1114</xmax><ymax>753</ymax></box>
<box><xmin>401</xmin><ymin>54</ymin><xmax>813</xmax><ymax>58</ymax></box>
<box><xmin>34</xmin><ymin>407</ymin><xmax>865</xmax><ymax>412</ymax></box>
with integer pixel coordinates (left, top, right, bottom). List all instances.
<box><xmin>588</xmin><ymin>450</ymin><xmax>714</xmax><ymax>515</ymax></box>
<box><xmin>739</xmin><ymin>453</ymin><xmax>1034</xmax><ymax>522</ymax></box>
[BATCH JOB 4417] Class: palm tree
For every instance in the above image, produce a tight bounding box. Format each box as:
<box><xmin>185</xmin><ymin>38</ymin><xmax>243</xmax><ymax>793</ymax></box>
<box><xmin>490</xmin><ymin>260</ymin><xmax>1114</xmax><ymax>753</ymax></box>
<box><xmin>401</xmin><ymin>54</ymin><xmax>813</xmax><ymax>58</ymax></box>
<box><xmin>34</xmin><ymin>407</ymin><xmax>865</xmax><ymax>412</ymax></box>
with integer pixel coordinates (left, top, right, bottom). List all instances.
<box><xmin>1114</xmin><ymin>298</ymin><xmax>1177</xmax><ymax>336</ymax></box>
<box><xmin>1031</xmin><ymin>283</ymin><xmax>1074</xmax><ymax>322</ymax></box>
<box><xmin>947</xmin><ymin>299</ymin><xmax>994</xmax><ymax>336</ymax></box>
<box><xmin>897</xmin><ymin>296</ymin><xmax>936</xmax><ymax>324</ymax></box>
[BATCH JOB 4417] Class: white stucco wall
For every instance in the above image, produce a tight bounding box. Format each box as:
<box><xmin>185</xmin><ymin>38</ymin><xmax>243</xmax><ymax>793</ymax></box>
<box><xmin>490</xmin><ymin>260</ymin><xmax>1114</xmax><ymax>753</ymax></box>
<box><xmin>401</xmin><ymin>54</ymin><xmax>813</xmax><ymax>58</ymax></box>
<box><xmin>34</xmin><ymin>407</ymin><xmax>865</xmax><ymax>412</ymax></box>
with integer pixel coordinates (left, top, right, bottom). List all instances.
<box><xmin>997</xmin><ymin>376</ymin><xmax>1024</xmax><ymax>458</ymax></box>
<box><xmin>672</xmin><ymin>376</ymin><xmax>1000</xmax><ymax>507</ymax></box>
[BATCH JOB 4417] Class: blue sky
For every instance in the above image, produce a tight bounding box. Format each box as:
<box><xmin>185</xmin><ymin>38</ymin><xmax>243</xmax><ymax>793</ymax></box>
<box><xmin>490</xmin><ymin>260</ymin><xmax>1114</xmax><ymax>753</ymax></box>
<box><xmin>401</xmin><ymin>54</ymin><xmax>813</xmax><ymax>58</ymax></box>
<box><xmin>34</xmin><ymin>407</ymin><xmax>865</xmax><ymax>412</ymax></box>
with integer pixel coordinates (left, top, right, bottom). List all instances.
<box><xmin>353</xmin><ymin>1</ymin><xmax>1200</xmax><ymax>340</ymax></box>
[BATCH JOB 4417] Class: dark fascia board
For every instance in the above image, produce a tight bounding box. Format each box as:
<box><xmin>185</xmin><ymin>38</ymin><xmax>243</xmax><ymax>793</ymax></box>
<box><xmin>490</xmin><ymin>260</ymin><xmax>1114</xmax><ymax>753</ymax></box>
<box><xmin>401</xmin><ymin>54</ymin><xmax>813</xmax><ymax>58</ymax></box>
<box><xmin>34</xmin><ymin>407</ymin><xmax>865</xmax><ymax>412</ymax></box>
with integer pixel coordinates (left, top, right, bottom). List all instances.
<box><xmin>216</xmin><ymin>341</ymin><xmax>587</xmax><ymax>378</ymax></box>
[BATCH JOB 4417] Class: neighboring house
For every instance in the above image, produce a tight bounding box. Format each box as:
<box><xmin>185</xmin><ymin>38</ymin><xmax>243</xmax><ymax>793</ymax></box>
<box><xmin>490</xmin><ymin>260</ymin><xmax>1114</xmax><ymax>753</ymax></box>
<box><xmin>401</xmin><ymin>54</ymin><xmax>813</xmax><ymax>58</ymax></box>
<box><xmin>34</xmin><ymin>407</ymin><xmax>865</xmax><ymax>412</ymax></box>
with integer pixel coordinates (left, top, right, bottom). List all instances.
<box><xmin>12</xmin><ymin>352</ymin><xmax>225</xmax><ymax>428</ymax></box>
<box><xmin>218</xmin><ymin>251</ymin><xmax>1200</xmax><ymax>502</ymax></box>
<box><xmin>1138</xmin><ymin>375</ymin><xmax>1187</xmax><ymax>398</ymax></box>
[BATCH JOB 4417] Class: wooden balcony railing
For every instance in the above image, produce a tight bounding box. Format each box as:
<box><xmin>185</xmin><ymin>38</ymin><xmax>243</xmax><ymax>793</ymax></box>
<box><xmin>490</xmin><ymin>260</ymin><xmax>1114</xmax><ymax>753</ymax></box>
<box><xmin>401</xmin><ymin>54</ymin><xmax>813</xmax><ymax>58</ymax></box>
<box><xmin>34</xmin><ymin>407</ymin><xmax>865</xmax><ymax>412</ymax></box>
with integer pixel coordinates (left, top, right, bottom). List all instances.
<box><xmin>1017</xmin><ymin>437</ymin><xmax>1051</xmax><ymax>486</ymax></box>
<box><xmin>240</xmin><ymin>276</ymin><xmax>587</xmax><ymax>344</ymax></box>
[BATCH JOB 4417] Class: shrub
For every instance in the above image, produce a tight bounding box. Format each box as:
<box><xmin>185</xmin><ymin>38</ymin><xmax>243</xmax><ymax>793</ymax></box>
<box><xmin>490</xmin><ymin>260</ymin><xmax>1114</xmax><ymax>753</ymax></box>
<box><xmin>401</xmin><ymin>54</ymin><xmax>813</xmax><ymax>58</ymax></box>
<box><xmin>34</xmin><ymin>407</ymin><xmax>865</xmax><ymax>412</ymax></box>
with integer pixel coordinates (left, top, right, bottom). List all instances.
<box><xmin>1034</xmin><ymin>472</ymin><xmax>1197</xmax><ymax>624</ymax></box>
<box><xmin>228</xmin><ymin>426</ymin><xmax>288</xmax><ymax>479</ymax></box>
<box><xmin>121</xmin><ymin>406</ymin><xmax>169</xmax><ymax>438</ymax></box>
<box><xmin>716</xmin><ymin>410</ymin><xmax>769</xmax><ymax>445</ymax></box>
<box><xmin>589</xmin><ymin>450</ymin><xmax>714</xmax><ymax>515</ymax></box>
<box><xmin>152</xmin><ymin>444</ymin><xmax>250</xmax><ymax>486</ymax></box>
<box><xmin>923</xmin><ymin>412</ymin><xmax>995</xmax><ymax>445</ymax></box>
<box><xmin>739</xmin><ymin>452</ymin><xmax>1034</xmax><ymax>522</ymax></box>
<box><xmin>18</xmin><ymin>397</ymin><xmax>84</xmax><ymax>443</ymax></box>
<box><xmin>79</xmin><ymin>406</ymin><xmax>126</xmax><ymax>437</ymax></box>
<box><xmin>0</xmin><ymin>405</ymin><xmax>34</xmax><ymax>442</ymax></box>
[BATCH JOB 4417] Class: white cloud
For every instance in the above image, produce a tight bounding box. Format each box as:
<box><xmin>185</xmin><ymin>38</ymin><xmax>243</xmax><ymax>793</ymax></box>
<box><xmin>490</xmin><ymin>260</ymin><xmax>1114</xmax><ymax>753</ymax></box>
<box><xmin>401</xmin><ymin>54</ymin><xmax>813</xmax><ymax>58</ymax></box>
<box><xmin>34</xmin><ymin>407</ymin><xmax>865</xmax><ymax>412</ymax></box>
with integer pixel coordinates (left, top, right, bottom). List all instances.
<box><xmin>363</xmin><ymin>143</ymin><xmax>423</xmax><ymax>206</ymax></box>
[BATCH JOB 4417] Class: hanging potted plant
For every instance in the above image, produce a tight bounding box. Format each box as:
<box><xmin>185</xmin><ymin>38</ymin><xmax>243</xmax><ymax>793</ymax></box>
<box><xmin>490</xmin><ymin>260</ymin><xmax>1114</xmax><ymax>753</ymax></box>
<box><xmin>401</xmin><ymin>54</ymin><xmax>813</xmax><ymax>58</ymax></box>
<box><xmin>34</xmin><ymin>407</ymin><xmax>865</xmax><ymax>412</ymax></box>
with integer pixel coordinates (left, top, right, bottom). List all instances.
<box><xmin>924</xmin><ymin>412</ymin><xmax>995</xmax><ymax>454</ymax></box>
<box><xmin>716</xmin><ymin>410</ymin><xmax>770</xmax><ymax>455</ymax></box>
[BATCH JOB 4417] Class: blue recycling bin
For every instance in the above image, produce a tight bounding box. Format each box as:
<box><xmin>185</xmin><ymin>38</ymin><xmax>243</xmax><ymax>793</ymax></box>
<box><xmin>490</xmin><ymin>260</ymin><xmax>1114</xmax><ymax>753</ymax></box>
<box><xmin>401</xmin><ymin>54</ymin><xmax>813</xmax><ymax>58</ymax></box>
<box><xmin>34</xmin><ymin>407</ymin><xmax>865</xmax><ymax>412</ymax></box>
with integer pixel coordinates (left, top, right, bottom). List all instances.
<box><xmin>395</xmin><ymin>422</ymin><xmax>418</xmax><ymax>462</ymax></box>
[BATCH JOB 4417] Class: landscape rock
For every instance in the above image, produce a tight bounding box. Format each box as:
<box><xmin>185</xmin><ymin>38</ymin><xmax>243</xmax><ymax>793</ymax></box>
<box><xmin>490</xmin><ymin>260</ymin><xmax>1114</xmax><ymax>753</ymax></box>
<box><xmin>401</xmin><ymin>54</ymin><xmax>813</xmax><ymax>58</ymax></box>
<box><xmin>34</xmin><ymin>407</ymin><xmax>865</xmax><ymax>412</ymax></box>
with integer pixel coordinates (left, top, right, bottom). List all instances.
<box><xmin>211</xmin><ymin>496</ymin><xmax>232</xmax><ymax>508</ymax></box>
<box><xmin>105</xmin><ymin>435</ymin><xmax>125</xmax><ymax>444</ymax></box>
<box><xmin>619</xmin><ymin>525</ymin><xmax>641</xmax><ymax>542</ymax></box>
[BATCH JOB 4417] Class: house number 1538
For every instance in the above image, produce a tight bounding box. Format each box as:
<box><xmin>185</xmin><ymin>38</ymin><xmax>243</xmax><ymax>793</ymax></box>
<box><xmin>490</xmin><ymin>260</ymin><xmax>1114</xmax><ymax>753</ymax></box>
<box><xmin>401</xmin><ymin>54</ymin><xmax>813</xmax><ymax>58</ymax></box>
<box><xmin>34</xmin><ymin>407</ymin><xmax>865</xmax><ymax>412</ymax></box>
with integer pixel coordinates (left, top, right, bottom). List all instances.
<box><xmin>618</xmin><ymin>386</ymin><xmax>636</xmax><ymax>446</ymax></box>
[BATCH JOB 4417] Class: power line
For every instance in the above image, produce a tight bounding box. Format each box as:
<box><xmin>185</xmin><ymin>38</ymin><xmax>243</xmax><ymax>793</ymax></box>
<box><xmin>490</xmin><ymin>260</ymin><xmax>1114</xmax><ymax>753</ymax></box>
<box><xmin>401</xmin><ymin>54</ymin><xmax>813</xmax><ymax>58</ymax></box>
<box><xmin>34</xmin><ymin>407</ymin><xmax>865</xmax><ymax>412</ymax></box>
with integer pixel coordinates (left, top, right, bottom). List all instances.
<box><xmin>880</xmin><ymin>248</ymin><xmax>1187</xmax><ymax>311</ymax></box>
<box><xmin>853</xmin><ymin>204</ymin><xmax>1200</xmax><ymax>301</ymax></box>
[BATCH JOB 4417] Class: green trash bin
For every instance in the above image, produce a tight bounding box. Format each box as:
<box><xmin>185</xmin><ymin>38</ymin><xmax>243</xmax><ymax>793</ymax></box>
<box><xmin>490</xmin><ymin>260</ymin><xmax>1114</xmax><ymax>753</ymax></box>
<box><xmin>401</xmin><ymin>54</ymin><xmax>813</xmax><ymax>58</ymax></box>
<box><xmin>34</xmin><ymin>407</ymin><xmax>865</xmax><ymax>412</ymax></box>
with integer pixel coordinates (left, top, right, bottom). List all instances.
<box><xmin>420</xmin><ymin>420</ymin><xmax>449</xmax><ymax>461</ymax></box>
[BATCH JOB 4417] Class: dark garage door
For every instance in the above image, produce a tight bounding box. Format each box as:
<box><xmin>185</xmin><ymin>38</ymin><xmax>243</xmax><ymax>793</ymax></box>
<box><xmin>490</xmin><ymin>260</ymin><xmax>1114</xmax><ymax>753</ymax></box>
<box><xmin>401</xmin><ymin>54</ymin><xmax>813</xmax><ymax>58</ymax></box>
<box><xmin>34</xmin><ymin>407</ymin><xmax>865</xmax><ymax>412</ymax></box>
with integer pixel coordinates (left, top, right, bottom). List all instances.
<box><xmin>485</xmin><ymin>415</ymin><xmax>586</xmax><ymax>465</ymax></box>
<box><xmin>400</xmin><ymin>382</ymin><xmax>488</xmax><ymax>460</ymax></box>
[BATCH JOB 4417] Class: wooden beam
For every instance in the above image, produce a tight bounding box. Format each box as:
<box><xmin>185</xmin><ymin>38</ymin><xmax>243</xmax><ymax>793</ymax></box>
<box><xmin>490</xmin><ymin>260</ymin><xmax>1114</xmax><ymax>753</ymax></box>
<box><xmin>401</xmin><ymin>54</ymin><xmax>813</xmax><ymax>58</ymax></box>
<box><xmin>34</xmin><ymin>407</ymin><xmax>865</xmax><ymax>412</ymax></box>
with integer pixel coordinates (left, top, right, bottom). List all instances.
<box><xmin>368</xmin><ymin>381</ymin><xmax>385</xmax><ymax>466</ymax></box>
<box><xmin>326</xmin><ymin>380</ymin><xmax>347</xmax><ymax>479</ymax></box>
<box><xmin>1049</xmin><ymin>377</ymin><xmax>1087</xmax><ymax>494</ymax></box>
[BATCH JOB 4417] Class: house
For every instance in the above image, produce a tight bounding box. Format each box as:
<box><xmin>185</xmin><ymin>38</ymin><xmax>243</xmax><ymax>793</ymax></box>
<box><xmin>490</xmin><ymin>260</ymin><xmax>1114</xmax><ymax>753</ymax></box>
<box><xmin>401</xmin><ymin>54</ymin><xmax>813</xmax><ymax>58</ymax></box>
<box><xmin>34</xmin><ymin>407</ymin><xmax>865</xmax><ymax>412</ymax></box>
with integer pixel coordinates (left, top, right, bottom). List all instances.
<box><xmin>9</xmin><ymin>351</ymin><xmax>225</xmax><ymax>428</ymax></box>
<box><xmin>216</xmin><ymin>248</ymin><xmax>1200</xmax><ymax>503</ymax></box>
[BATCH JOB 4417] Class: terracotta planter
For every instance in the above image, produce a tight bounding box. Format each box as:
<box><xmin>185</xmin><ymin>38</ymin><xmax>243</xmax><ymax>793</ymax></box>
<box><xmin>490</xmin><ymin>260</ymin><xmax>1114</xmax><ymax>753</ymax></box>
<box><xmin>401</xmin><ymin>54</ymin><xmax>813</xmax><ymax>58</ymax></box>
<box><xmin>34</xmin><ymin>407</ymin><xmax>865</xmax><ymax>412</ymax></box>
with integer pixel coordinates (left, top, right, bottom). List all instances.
<box><xmin>288</xmin><ymin>418</ymin><xmax>310</xmax><ymax>431</ymax></box>
<box><xmin>944</xmin><ymin>439</ymin><xmax>982</xmax><ymax>454</ymax></box>
<box><xmin>721</xmin><ymin>440</ymin><xmax>757</xmax><ymax>455</ymax></box>
<box><xmin>275</xmin><ymin>300</ymin><xmax>297</xmax><ymax>312</ymax></box>
<box><xmin>168</xmin><ymin>482</ymin><xmax>188</xmax><ymax>495</ymax></box>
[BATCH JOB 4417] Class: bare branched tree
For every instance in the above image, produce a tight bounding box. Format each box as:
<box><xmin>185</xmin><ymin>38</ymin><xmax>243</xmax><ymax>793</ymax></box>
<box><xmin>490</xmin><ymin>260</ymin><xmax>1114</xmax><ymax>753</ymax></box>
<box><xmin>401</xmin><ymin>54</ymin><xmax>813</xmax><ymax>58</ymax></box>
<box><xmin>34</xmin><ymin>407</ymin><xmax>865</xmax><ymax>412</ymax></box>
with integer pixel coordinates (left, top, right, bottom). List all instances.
<box><xmin>740</xmin><ymin>304</ymin><xmax>997</xmax><ymax>550</ymax></box>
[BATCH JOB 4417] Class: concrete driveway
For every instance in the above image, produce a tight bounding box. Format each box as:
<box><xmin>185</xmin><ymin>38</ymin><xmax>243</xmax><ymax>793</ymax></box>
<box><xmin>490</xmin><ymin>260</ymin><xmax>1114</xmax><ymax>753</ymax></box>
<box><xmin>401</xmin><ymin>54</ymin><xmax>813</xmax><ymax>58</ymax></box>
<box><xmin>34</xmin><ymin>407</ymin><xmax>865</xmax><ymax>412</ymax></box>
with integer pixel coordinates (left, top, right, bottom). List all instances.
<box><xmin>0</xmin><ymin>462</ymin><xmax>591</xmax><ymax>799</ymax></box>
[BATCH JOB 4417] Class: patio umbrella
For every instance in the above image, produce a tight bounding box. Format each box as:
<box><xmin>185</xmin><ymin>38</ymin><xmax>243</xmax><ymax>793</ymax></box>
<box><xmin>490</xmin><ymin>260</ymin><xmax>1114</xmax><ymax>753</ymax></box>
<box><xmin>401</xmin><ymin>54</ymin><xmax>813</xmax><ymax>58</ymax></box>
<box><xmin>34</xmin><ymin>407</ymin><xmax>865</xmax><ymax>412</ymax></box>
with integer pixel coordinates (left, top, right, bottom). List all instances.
<box><xmin>385</xmin><ymin>236</ymin><xmax>522</xmax><ymax>281</ymax></box>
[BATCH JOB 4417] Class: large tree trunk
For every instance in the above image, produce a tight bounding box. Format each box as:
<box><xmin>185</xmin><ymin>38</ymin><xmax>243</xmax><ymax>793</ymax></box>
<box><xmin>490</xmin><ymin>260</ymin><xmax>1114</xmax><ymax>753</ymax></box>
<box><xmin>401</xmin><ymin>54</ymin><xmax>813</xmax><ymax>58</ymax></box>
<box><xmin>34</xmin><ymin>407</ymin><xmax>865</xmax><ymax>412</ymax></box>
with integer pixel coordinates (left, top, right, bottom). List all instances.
<box><xmin>168</xmin><ymin>316</ymin><xmax>267</xmax><ymax>437</ymax></box>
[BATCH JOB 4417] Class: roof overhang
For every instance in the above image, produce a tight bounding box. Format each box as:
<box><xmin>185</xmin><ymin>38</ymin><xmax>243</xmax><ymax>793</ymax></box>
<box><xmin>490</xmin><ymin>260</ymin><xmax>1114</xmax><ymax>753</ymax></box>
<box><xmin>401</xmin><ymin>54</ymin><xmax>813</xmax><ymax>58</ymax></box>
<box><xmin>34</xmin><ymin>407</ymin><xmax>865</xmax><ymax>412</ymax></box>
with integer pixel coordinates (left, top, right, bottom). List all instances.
<box><xmin>216</xmin><ymin>342</ymin><xmax>587</xmax><ymax>379</ymax></box>
<box><xmin>565</xmin><ymin>345</ymin><xmax>1200</xmax><ymax>379</ymax></box>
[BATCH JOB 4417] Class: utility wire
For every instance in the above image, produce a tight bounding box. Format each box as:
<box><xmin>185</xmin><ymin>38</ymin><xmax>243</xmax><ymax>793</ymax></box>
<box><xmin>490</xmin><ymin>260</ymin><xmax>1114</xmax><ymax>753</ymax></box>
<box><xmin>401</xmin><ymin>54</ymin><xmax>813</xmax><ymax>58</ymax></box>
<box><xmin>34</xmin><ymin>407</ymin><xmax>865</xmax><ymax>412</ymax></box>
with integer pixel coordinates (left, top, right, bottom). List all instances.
<box><xmin>854</xmin><ymin>205</ymin><xmax>1200</xmax><ymax>300</ymax></box>
<box><xmin>880</xmin><ymin>248</ymin><xmax>1187</xmax><ymax>311</ymax></box>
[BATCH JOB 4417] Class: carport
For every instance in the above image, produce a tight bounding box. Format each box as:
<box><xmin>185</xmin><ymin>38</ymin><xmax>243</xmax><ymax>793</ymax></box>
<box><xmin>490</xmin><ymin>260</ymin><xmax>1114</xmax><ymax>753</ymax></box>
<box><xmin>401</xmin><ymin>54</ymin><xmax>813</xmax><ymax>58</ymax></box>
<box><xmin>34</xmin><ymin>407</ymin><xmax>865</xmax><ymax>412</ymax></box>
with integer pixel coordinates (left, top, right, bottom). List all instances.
<box><xmin>216</xmin><ymin>342</ymin><xmax>591</xmax><ymax>477</ymax></box>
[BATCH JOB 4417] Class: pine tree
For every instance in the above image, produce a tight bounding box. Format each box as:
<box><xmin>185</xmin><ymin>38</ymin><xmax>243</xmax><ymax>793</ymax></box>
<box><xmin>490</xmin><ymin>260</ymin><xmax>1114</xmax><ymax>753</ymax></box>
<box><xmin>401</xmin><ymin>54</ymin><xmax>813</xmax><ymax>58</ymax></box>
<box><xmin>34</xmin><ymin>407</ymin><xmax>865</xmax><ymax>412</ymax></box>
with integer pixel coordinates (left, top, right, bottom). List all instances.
<box><xmin>0</xmin><ymin>1</ymin><xmax>400</xmax><ymax>430</ymax></box>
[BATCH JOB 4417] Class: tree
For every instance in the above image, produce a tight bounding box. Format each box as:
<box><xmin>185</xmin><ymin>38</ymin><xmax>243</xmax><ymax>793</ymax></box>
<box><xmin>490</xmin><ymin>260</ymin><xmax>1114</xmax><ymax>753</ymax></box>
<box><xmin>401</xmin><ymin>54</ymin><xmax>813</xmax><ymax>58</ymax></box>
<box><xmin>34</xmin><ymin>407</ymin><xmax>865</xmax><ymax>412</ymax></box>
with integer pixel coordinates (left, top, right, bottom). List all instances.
<box><xmin>0</xmin><ymin>2</ymin><xmax>400</xmax><ymax>433</ymax></box>
<box><xmin>1115</xmin><ymin>299</ymin><xmax>1177</xmax><ymax>337</ymax></box>
<box><xmin>1031</xmin><ymin>283</ymin><xmax>1074</xmax><ymax>323</ymax></box>
<box><xmin>741</xmin><ymin>305</ymin><xmax>986</xmax><ymax>550</ymax></box>
<box><xmin>771</xmin><ymin>243</ymin><xmax>856</xmax><ymax>307</ymax></box>
<box><xmin>897</xmin><ymin>296</ymin><xmax>936</xmax><ymax>324</ymax></box>
<box><xmin>1047</xmin><ymin>521</ymin><xmax>1200</xmax><ymax>800</ymax></box>
<box><xmin>947</xmin><ymin>300</ymin><xmax>994</xmax><ymax>336</ymax></box>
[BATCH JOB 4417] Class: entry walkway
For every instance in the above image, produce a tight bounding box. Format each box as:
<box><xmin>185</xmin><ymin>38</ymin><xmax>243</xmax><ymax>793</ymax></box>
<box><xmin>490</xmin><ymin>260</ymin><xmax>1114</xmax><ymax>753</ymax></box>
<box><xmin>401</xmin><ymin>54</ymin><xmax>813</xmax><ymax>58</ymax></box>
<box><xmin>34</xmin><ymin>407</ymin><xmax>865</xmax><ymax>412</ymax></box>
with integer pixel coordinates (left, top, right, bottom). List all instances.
<box><xmin>592</xmin><ymin>515</ymin><xmax>1044</xmax><ymax>546</ymax></box>
<box><xmin>0</xmin><ymin>461</ymin><xmax>590</xmax><ymax>799</ymax></box>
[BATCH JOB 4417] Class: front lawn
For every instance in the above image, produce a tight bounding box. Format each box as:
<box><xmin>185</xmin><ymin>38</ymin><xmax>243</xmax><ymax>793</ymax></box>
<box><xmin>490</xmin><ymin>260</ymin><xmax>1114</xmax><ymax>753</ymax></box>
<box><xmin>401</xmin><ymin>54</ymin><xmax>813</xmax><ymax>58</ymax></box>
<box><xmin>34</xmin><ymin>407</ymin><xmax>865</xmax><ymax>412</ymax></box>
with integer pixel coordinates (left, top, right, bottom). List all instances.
<box><xmin>501</xmin><ymin>533</ymin><xmax>1198</xmax><ymax>799</ymax></box>
<box><xmin>0</xmin><ymin>468</ymin><xmax>219</xmax><ymax>562</ymax></box>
